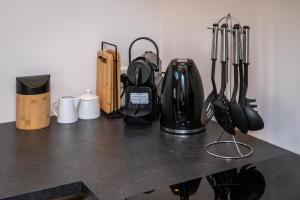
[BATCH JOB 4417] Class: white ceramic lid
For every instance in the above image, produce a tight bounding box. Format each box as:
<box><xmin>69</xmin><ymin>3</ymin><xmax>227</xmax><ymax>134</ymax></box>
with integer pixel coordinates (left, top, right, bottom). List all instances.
<box><xmin>80</xmin><ymin>89</ymin><xmax>99</xmax><ymax>101</ymax></box>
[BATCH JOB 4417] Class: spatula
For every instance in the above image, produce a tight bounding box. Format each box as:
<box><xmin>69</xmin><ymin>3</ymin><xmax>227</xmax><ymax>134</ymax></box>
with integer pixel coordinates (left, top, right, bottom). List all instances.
<box><xmin>213</xmin><ymin>23</ymin><xmax>236</xmax><ymax>135</ymax></box>
<box><xmin>240</xmin><ymin>26</ymin><xmax>264</xmax><ymax>131</ymax></box>
<box><xmin>201</xmin><ymin>23</ymin><xmax>219</xmax><ymax>125</ymax></box>
<box><xmin>229</xmin><ymin>24</ymin><xmax>248</xmax><ymax>134</ymax></box>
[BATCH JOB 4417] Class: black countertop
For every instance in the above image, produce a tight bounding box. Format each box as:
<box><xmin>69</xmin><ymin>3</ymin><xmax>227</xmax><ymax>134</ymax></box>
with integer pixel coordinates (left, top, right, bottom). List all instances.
<box><xmin>127</xmin><ymin>153</ymin><xmax>300</xmax><ymax>200</ymax></box>
<box><xmin>0</xmin><ymin>117</ymin><xmax>291</xmax><ymax>199</ymax></box>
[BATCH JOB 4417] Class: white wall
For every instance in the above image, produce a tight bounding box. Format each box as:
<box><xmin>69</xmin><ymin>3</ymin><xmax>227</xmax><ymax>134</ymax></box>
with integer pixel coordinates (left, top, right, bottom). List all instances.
<box><xmin>160</xmin><ymin>0</ymin><xmax>300</xmax><ymax>154</ymax></box>
<box><xmin>0</xmin><ymin>0</ymin><xmax>160</xmax><ymax>123</ymax></box>
<box><xmin>1</xmin><ymin>0</ymin><xmax>300</xmax><ymax>154</ymax></box>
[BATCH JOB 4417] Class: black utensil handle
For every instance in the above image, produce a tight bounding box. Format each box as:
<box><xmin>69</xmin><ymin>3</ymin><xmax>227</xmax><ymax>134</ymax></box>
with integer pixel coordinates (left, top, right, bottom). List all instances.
<box><xmin>240</xmin><ymin>63</ymin><xmax>249</xmax><ymax>106</ymax></box>
<box><xmin>231</xmin><ymin>24</ymin><xmax>240</xmax><ymax>102</ymax></box>
<box><xmin>218</xmin><ymin>62</ymin><xmax>227</xmax><ymax>99</ymax></box>
<box><xmin>218</xmin><ymin>24</ymin><xmax>229</xmax><ymax>99</ymax></box>
<box><xmin>128</xmin><ymin>37</ymin><xmax>160</xmax><ymax>71</ymax></box>
<box><xmin>211</xmin><ymin>23</ymin><xmax>218</xmax><ymax>97</ymax></box>
<box><xmin>231</xmin><ymin>64</ymin><xmax>239</xmax><ymax>102</ymax></box>
<box><xmin>211</xmin><ymin>60</ymin><xmax>217</xmax><ymax>96</ymax></box>
<box><xmin>238</xmin><ymin>59</ymin><xmax>244</xmax><ymax>103</ymax></box>
<box><xmin>240</xmin><ymin>26</ymin><xmax>250</xmax><ymax>106</ymax></box>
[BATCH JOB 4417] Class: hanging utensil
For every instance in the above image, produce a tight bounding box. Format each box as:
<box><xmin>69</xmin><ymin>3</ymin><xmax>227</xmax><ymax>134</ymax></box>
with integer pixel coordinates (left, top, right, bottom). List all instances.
<box><xmin>238</xmin><ymin>29</ymin><xmax>244</xmax><ymax>103</ymax></box>
<box><xmin>201</xmin><ymin>23</ymin><xmax>219</xmax><ymax>125</ymax></box>
<box><xmin>229</xmin><ymin>24</ymin><xmax>248</xmax><ymax>134</ymax></box>
<box><xmin>213</xmin><ymin>23</ymin><xmax>236</xmax><ymax>135</ymax></box>
<box><xmin>240</xmin><ymin>26</ymin><xmax>264</xmax><ymax>131</ymax></box>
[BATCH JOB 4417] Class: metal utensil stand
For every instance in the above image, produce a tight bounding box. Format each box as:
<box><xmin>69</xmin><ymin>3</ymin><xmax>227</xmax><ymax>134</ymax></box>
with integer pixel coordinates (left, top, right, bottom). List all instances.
<box><xmin>205</xmin><ymin>131</ymin><xmax>253</xmax><ymax>159</ymax></box>
<box><xmin>205</xmin><ymin>14</ymin><xmax>253</xmax><ymax>159</ymax></box>
<box><xmin>101</xmin><ymin>41</ymin><xmax>123</xmax><ymax>119</ymax></box>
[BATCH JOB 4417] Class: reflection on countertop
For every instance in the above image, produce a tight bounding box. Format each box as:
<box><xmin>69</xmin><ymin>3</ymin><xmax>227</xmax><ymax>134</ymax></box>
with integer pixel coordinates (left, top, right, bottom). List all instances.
<box><xmin>127</xmin><ymin>153</ymin><xmax>300</xmax><ymax>199</ymax></box>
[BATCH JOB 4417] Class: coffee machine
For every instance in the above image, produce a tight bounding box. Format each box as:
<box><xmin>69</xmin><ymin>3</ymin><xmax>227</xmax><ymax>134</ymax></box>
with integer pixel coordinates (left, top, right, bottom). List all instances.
<box><xmin>121</xmin><ymin>37</ymin><xmax>163</xmax><ymax>124</ymax></box>
<box><xmin>160</xmin><ymin>58</ymin><xmax>205</xmax><ymax>134</ymax></box>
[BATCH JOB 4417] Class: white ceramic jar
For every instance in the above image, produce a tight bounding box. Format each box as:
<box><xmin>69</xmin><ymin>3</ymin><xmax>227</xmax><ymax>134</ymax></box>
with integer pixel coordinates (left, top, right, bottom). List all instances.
<box><xmin>78</xmin><ymin>89</ymin><xmax>100</xmax><ymax>120</ymax></box>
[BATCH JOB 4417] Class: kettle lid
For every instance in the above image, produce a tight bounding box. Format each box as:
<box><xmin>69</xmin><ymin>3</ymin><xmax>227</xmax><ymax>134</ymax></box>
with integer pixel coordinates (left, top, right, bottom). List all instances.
<box><xmin>80</xmin><ymin>89</ymin><xmax>99</xmax><ymax>101</ymax></box>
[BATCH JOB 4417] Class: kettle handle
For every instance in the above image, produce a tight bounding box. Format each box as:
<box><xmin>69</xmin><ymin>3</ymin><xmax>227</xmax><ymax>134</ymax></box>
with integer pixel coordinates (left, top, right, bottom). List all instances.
<box><xmin>128</xmin><ymin>37</ymin><xmax>160</xmax><ymax>71</ymax></box>
<box><xmin>73</xmin><ymin>97</ymin><xmax>80</xmax><ymax>110</ymax></box>
<box><xmin>52</xmin><ymin>101</ymin><xmax>59</xmax><ymax>116</ymax></box>
<box><xmin>176</xmin><ymin>68</ymin><xmax>188</xmax><ymax>113</ymax></box>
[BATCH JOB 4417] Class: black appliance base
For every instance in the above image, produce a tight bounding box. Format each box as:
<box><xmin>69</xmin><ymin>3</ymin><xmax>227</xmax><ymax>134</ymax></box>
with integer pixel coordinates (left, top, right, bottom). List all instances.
<box><xmin>161</xmin><ymin>126</ymin><xmax>205</xmax><ymax>135</ymax></box>
<box><xmin>124</xmin><ymin>116</ymin><xmax>153</xmax><ymax>125</ymax></box>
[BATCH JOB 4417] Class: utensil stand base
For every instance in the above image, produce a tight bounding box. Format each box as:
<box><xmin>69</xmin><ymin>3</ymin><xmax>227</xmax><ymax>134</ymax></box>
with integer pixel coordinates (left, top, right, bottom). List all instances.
<box><xmin>205</xmin><ymin>131</ymin><xmax>253</xmax><ymax>159</ymax></box>
<box><xmin>101</xmin><ymin>110</ymin><xmax>123</xmax><ymax>119</ymax></box>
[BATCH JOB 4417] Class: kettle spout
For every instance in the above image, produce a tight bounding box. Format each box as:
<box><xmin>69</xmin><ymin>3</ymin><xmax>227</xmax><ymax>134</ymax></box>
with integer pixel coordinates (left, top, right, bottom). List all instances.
<box><xmin>73</xmin><ymin>97</ymin><xmax>80</xmax><ymax>110</ymax></box>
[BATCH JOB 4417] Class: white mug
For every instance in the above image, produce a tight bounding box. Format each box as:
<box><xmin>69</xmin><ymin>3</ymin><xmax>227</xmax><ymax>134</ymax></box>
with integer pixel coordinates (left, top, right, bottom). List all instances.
<box><xmin>52</xmin><ymin>96</ymin><xmax>80</xmax><ymax>123</ymax></box>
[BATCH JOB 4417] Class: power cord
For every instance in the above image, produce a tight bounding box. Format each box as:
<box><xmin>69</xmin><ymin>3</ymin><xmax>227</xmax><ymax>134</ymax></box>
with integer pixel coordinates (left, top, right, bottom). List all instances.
<box><xmin>120</xmin><ymin>73</ymin><xmax>128</xmax><ymax>98</ymax></box>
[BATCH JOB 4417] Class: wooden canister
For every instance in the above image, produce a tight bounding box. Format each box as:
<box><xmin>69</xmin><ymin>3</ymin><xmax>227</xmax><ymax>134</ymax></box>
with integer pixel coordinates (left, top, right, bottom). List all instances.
<box><xmin>16</xmin><ymin>75</ymin><xmax>50</xmax><ymax>130</ymax></box>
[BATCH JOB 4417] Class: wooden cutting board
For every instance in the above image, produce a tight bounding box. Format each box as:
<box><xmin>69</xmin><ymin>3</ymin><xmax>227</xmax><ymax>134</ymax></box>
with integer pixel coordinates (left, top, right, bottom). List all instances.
<box><xmin>107</xmin><ymin>49</ymin><xmax>121</xmax><ymax>109</ymax></box>
<box><xmin>97</xmin><ymin>50</ymin><xmax>114</xmax><ymax>114</ymax></box>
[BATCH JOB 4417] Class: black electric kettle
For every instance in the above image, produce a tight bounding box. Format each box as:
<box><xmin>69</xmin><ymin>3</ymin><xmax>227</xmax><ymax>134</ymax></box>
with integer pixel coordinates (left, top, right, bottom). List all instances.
<box><xmin>160</xmin><ymin>58</ymin><xmax>205</xmax><ymax>134</ymax></box>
